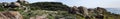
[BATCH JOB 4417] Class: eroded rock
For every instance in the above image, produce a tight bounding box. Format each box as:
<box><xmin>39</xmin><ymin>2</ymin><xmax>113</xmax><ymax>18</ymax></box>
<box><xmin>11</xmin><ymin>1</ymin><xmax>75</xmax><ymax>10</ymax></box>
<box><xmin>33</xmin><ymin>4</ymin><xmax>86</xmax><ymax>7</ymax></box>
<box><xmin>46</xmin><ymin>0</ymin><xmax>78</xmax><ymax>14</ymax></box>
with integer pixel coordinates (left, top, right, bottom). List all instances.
<box><xmin>69</xmin><ymin>6</ymin><xmax>79</xmax><ymax>14</ymax></box>
<box><xmin>78</xmin><ymin>6</ymin><xmax>89</xmax><ymax>16</ymax></box>
<box><xmin>0</xmin><ymin>11</ymin><xmax>23</xmax><ymax>19</ymax></box>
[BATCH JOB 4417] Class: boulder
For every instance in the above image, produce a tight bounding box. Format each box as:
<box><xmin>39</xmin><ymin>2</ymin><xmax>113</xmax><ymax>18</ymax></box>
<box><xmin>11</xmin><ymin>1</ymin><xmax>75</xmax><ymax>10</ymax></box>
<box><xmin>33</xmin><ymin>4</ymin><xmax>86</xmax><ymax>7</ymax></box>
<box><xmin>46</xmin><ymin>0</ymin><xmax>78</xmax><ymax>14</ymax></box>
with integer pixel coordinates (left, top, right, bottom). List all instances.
<box><xmin>94</xmin><ymin>7</ymin><xmax>107</xmax><ymax>15</ymax></box>
<box><xmin>88</xmin><ymin>8</ymin><xmax>95</xmax><ymax>16</ymax></box>
<box><xmin>0</xmin><ymin>11</ymin><xmax>23</xmax><ymax>19</ymax></box>
<box><xmin>78</xmin><ymin>6</ymin><xmax>89</xmax><ymax>16</ymax></box>
<box><xmin>4</xmin><ymin>2</ymin><xmax>21</xmax><ymax>8</ymax></box>
<box><xmin>16</xmin><ymin>0</ymin><xmax>29</xmax><ymax>4</ymax></box>
<box><xmin>70</xmin><ymin>6</ymin><xmax>79</xmax><ymax>14</ymax></box>
<box><xmin>2</xmin><ymin>2</ymin><xmax>10</xmax><ymax>7</ymax></box>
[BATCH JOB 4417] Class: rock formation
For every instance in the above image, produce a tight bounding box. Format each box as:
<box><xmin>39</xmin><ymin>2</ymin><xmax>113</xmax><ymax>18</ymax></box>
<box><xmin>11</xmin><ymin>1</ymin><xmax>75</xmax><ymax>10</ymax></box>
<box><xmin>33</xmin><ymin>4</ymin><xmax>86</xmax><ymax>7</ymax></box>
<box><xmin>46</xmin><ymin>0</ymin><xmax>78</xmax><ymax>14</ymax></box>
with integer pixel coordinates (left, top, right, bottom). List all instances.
<box><xmin>95</xmin><ymin>7</ymin><xmax>107</xmax><ymax>14</ymax></box>
<box><xmin>16</xmin><ymin>0</ymin><xmax>29</xmax><ymax>4</ymax></box>
<box><xmin>2</xmin><ymin>2</ymin><xmax>10</xmax><ymax>7</ymax></box>
<box><xmin>69</xmin><ymin>6</ymin><xmax>108</xmax><ymax>19</ymax></box>
<box><xmin>3</xmin><ymin>2</ymin><xmax>21</xmax><ymax>8</ymax></box>
<box><xmin>2</xmin><ymin>2</ymin><xmax>27</xmax><ymax>11</ymax></box>
<box><xmin>70</xmin><ymin>6</ymin><xmax>79</xmax><ymax>14</ymax></box>
<box><xmin>78</xmin><ymin>6</ymin><xmax>89</xmax><ymax>16</ymax></box>
<box><xmin>78</xmin><ymin>6</ymin><xmax>90</xmax><ymax>19</ymax></box>
<box><xmin>0</xmin><ymin>11</ymin><xmax>23</xmax><ymax>19</ymax></box>
<box><xmin>93</xmin><ymin>7</ymin><xmax>106</xmax><ymax>19</ymax></box>
<box><xmin>88</xmin><ymin>8</ymin><xmax>95</xmax><ymax>16</ymax></box>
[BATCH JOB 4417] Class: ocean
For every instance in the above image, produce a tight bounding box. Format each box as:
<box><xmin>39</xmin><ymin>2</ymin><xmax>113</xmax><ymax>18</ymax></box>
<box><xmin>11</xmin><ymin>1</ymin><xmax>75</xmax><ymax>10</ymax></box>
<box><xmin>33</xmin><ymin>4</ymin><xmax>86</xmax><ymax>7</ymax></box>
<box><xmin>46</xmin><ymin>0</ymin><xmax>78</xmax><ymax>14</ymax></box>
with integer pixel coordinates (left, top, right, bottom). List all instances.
<box><xmin>106</xmin><ymin>8</ymin><xmax>120</xmax><ymax>14</ymax></box>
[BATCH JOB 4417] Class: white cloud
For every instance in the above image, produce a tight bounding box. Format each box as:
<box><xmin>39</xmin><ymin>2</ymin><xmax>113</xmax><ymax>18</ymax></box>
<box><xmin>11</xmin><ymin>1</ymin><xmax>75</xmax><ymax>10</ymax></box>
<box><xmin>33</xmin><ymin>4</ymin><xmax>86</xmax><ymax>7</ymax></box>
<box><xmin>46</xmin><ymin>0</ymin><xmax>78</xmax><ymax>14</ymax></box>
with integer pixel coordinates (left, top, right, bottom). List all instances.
<box><xmin>56</xmin><ymin>0</ymin><xmax>81</xmax><ymax>7</ymax></box>
<box><xmin>102</xmin><ymin>0</ymin><xmax>120</xmax><ymax>8</ymax></box>
<box><xmin>75</xmin><ymin>0</ymin><xmax>120</xmax><ymax>8</ymax></box>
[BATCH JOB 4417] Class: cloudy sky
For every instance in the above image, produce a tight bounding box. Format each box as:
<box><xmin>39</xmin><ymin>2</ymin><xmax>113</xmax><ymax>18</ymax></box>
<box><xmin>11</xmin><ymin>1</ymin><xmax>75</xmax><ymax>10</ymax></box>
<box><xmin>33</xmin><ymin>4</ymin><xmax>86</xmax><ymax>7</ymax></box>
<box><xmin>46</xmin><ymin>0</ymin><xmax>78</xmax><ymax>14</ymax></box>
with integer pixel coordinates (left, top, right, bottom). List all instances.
<box><xmin>0</xmin><ymin>0</ymin><xmax>120</xmax><ymax>8</ymax></box>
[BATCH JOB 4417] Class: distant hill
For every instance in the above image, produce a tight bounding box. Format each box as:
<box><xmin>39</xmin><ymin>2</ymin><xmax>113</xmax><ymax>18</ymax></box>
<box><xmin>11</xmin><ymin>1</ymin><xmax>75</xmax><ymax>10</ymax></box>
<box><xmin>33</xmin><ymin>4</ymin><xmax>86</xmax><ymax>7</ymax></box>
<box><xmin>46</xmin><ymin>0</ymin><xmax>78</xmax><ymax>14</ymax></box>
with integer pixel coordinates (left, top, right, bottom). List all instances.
<box><xmin>29</xmin><ymin>2</ymin><xmax>69</xmax><ymax>11</ymax></box>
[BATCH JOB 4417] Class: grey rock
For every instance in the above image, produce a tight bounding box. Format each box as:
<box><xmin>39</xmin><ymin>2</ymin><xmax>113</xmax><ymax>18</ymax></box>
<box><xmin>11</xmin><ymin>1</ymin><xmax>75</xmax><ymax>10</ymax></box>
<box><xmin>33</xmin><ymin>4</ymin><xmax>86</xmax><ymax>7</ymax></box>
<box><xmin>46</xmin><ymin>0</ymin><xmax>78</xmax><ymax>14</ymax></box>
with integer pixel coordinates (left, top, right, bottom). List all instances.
<box><xmin>78</xmin><ymin>6</ymin><xmax>89</xmax><ymax>16</ymax></box>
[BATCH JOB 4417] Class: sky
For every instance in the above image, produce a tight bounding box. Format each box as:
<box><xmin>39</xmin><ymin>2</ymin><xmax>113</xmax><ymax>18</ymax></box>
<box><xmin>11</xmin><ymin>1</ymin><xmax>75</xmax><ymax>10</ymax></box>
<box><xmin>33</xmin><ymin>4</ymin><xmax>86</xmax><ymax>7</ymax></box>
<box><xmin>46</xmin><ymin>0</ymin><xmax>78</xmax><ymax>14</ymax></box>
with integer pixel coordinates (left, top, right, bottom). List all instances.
<box><xmin>0</xmin><ymin>0</ymin><xmax>120</xmax><ymax>8</ymax></box>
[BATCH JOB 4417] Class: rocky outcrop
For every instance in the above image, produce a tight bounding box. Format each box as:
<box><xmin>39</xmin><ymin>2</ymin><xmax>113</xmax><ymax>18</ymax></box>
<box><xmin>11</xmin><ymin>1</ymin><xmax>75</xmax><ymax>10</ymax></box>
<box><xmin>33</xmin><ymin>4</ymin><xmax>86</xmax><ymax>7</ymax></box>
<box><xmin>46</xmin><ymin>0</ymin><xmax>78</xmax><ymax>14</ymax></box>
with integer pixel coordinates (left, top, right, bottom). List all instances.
<box><xmin>70</xmin><ymin>6</ymin><xmax>79</xmax><ymax>14</ymax></box>
<box><xmin>69</xmin><ymin>6</ymin><xmax>107</xmax><ymax>15</ymax></box>
<box><xmin>78</xmin><ymin>6</ymin><xmax>89</xmax><ymax>16</ymax></box>
<box><xmin>5</xmin><ymin>2</ymin><xmax>21</xmax><ymax>8</ymax></box>
<box><xmin>93</xmin><ymin>7</ymin><xmax>106</xmax><ymax>19</ymax></box>
<box><xmin>88</xmin><ymin>8</ymin><xmax>95</xmax><ymax>16</ymax></box>
<box><xmin>94</xmin><ymin>7</ymin><xmax>107</xmax><ymax>15</ymax></box>
<box><xmin>0</xmin><ymin>11</ymin><xmax>23</xmax><ymax>19</ymax></box>
<box><xmin>16</xmin><ymin>0</ymin><xmax>29</xmax><ymax>4</ymax></box>
<box><xmin>2</xmin><ymin>0</ymin><xmax>28</xmax><ymax>9</ymax></box>
<box><xmin>69</xmin><ymin>6</ymin><xmax>108</xmax><ymax>19</ymax></box>
<box><xmin>2</xmin><ymin>2</ymin><xmax>27</xmax><ymax>11</ymax></box>
<box><xmin>2</xmin><ymin>2</ymin><xmax>10</xmax><ymax>7</ymax></box>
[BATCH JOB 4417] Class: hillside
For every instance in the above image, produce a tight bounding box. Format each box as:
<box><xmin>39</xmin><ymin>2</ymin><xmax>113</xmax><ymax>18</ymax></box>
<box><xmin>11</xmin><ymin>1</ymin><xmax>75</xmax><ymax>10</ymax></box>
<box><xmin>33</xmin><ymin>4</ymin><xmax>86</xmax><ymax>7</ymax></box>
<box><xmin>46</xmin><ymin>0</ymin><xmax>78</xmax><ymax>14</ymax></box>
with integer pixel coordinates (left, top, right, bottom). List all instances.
<box><xmin>0</xmin><ymin>1</ymin><xmax>120</xmax><ymax>19</ymax></box>
<box><xmin>29</xmin><ymin>2</ymin><xmax>69</xmax><ymax>11</ymax></box>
